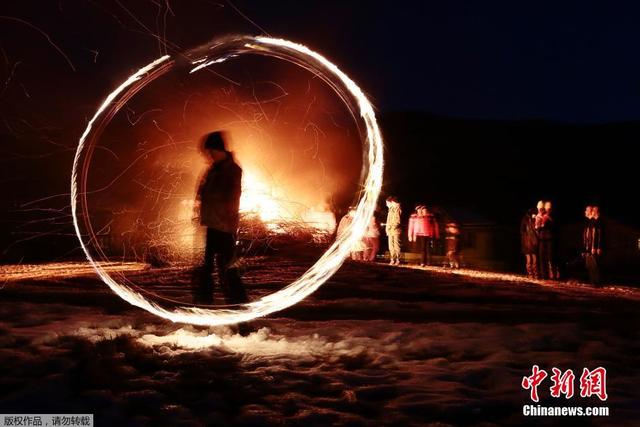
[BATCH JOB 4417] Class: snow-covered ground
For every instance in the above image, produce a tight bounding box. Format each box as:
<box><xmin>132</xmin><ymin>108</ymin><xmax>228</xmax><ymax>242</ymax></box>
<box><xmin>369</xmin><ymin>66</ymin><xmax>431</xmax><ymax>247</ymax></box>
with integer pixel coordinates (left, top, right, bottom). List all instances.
<box><xmin>1</xmin><ymin>258</ymin><xmax>638</xmax><ymax>426</ymax></box>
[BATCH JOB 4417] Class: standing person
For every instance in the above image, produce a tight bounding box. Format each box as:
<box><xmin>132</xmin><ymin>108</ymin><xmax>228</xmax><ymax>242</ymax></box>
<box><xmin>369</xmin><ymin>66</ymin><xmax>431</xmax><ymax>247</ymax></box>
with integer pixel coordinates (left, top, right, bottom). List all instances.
<box><xmin>408</xmin><ymin>205</ymin><xmax>426</xmax><ymax>266</ymax></box>
<box><xmin>535</xmin><ymin>200</ymin><xmax>553</xmax><ymax>280</ymax></box>
<box><xmin>423</xmin><ymin>207</ymin><xmax>440</xmax><ymax>266</ymax></box>
<box><xmin>584</xmin><ymin>206</ymin><xmax>604</xmax><ymax>285</ymax></box>
<box><xmin>336</xmin><ymin>208</ymin><xmax>353</xmax><ymax>240</ymax></box>
<box><xmin>337</xmin><ymin>207</ymin><xmax>365</xmax><ymax>261</ymax></box>
<box><xmin>582</xmin><ymin>205</ymin><xmax>594</xmax><ymax>255</ymax></box>
<box><xmin>363</xmin><ymin>215</ymin><xmax>380</xmax><ymax>262</ymax></box>
<box><xmin>385</xmin><ymin>196</ymin><xmax>402</xmax><ymax>265</ymax></box>
<box><xmin>544</xmin><ymin>201</ymin><xmax>560</xmax><ymax>279</ymax></box>
<box><xmin>445</xmin><ymin>221</ymin><xmax>461</xmax><ymax>269</ymax></box>
<box><xmin>408</xmin><ymin>206</ymin><xmax>439</xmax><ymax>266</ymax></box>
<box><xmin>194</xmin><ymin>131</ymin><xmax>248</xmax><ymax>305</ymax></box>
<box><xmin>520</xmin><ymin>208</ymin><xmax>539</xmax><ymax>278</ymax></box>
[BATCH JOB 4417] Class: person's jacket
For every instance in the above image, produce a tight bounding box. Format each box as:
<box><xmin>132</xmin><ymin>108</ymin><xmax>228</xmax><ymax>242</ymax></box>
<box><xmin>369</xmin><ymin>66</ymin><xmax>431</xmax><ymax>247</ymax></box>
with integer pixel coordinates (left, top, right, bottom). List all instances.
<box><xmin>584</xmin><ymin>217</ymin><xmax>604</xmax><ymax>253</ymax></box>
<box><xmin>197</xmin><ymin>154</ymin><xmax>242</xmax><ymax>234</ymax></box>
<box><xmin>408</xmin><ymin>213</ymin><xmax>439</xmax><ymax>241</ymax></box>
<box><xmin>385</xmin><ymin>203</ymin><xmax>402</xmax><ymax>236</ymax></box>
<box><xmin>535</xmin><ymin>213</ymin><xmax>554</xmax><ymax>241</ymax></box>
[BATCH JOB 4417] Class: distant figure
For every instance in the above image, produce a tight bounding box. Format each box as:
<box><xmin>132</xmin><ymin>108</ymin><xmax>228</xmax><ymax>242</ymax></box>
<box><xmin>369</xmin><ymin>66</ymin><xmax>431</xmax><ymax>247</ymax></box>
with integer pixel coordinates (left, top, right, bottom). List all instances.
<box><xmin>385</xmin><ymin>196</ymin><xmax>402</xmax><ymax>265</ymax></box>
<box><xmin>408</xmin><ymin>205</ymin><xmax>439</xmax><ymax>266</ymax></box>
<box><xmin>194</xmin><ymin>131</ymin><xmax>247</xmax><ymax>305</ymax></box>
<box><xmin>363</xmin><ymin>215</ymin><xmax>380</xmax><ymax>262</ymax></box>
<box><xmin>583</xmin><ymin>205</ymin><xmax>604</xmax><ymax>285</ymax></box>
<box><xmin>520</xmin><ymin>208</ymin><xmax>539</xmax><ymax>278</ymax></box>
<box><xmin>445</xmin><ymin>221</ymin><xmax>461</xmax><ymax>269</ymax></box>
<box><xmin>535</xmin><ymin>200</ymin><xmax>557</xmax><ymax>280</ymax></box>
<box><xmin>337</xmin><ymin>207</ymin><xmax>365</xmax><ymax>261</ymax></box>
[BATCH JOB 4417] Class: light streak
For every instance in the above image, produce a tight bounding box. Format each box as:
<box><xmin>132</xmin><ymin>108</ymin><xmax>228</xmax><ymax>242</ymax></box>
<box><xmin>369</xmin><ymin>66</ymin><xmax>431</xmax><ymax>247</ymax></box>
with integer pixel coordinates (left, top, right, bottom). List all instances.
<box><xmin>0</xmin><ymin>261</ymin><xmax>147</xmax><ymax>283</ymax></box>
<box><xmin>71</xmin><ymin>35</ymin><xmax>384</xmax><ymax>326</ymax></box>
<box><xmin>389</xmin><ymin>263</ymin><xmax>640</xmax><ymax>301</ymax></box>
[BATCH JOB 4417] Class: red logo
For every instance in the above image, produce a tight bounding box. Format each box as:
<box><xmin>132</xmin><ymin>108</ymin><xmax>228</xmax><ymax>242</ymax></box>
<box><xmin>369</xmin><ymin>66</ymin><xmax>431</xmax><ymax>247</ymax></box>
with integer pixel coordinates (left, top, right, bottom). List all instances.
<box><xmin>579</xmin><ymin>367</ymin><xmax>608</xmax><ymax>401</ymax></box>
<box><xmin>550</xmin><ymin>368</ymin><xmax>575</xmax><ymax>399</ymax></box>
<box><xmin>522</xmin><ymin>365</ymin><xmax>548</xmax><ymax>402</ymax></box>
<box><xmin>522</xmin><ymin>366</ymin><xmax>607</xmax><ymax>402</ymax></box>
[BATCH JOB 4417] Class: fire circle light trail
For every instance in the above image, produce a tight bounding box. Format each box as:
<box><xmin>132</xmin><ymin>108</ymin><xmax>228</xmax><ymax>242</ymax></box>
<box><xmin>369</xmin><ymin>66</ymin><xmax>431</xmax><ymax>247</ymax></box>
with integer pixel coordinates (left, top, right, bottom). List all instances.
<box><xmin>71</xmin><ymin>35</ymin><xmax>384</xmax><ymax>326</ymax></box>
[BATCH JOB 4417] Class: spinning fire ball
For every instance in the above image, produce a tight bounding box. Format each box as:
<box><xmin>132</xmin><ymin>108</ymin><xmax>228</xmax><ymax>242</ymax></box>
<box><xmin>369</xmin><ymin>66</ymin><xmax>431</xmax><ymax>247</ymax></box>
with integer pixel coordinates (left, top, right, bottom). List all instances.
<box><xmin>71</xmin><ymin>35</ymin><xmax>384</xmax><ymax>326</ymax></box>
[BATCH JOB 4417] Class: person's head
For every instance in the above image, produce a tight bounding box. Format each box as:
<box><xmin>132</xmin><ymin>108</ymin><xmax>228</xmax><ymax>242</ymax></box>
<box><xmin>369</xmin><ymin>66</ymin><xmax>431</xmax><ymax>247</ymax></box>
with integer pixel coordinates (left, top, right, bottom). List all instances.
<box><xmin>544</xmin><ymin>201</ymin><xmax>552</xmax><ymax>213</ymax></box>
<box><xmin>592</xmin><ymin>206</ymin><xmax>600</xmax><ymax>218</ymax></box>
<box><xmin>386</xmin><ymin>196</ymin><xmax>397</xmax><ymax>208</ymax></box>
<box><xmin>202</xmin><ymin>131</ymin><xmax>229</xmax><ymax>162</ymax></box>
<box><xmin>585</xmin><ymin>205</ymin><xmax>593</xmax><ymax>219</ymax></box>
<box><xmin>536</xmin><ymin>200</ymin><xmax>544</xmax><ymax>213</ymax></box>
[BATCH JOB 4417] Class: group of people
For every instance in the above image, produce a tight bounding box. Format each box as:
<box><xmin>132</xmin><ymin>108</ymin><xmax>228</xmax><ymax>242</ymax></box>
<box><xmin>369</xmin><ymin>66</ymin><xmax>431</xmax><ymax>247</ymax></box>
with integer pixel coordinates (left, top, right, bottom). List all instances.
<box><xmin>339</xmin><ymin>197</ymin><xmax>604</xmax><ymax>285</ymax></box>
<box><xmin>520</xmin><ymin>200</ymin><xmax>604</xmax><ymax>284</ymax></box>
<box><xmin>194</xmin><ymin>128</ymin><xmax>607</xmax><ymax>313</ymax></box>
<box><xmin>406</xmin><ymin>202</ymin><xmax>461</xmax><ymax>268</ymax></box>
<box><xmin>337</xmin><ymin>197</ymin><xmax>461</xmax><ymax>269</ymax></box>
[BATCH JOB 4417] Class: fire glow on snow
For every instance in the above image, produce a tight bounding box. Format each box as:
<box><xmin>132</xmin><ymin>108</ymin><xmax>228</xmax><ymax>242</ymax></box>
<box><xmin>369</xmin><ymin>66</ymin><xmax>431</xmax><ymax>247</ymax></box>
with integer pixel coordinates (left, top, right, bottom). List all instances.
<box><xmin>71</xmin><ymin>35</ymin><xmax>384</xmax><ymax>326</ymax></box>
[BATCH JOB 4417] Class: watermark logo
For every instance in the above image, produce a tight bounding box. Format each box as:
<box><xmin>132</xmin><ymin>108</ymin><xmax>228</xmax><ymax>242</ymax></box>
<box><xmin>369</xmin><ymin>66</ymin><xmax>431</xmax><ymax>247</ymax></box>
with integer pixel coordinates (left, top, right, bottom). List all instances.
<box><xmin>521</xmin><ymin>366</ymin><xmax>609</xmax><ymax>417</ymax></box>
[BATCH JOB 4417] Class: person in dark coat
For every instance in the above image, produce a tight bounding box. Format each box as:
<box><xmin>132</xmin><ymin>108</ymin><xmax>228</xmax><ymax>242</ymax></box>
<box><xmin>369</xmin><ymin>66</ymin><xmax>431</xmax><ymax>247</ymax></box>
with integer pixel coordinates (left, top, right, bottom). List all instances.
<box><xmin>520</xmin><ymin>208</ymin><xmax>539</xmax><ymax>278</ymax></box>
<box><xmin>194</xmin><ymin>131</ymin><xmax>248</xmax><ymax>305</ymax></box>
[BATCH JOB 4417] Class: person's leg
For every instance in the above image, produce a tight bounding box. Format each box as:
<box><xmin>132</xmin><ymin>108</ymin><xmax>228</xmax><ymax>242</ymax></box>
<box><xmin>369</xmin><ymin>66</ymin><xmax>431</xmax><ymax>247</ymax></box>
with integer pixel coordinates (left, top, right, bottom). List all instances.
<box><xmin>216</xmin><ymin>231</ymin><xmax>248</xmax><ymax>305</ymax></box>
<box><xmin>363</xmin><ymin>237</ymin><xmax>373</xmax><ymax>262</ymax></box>
<box><xmin>547</xmin><ymin>243</ymin><xmax>556</xmax><ymax>280</ymax></box>
<box><xmin>594</xmin><ymin>255</ymin><xmax>601</xmax><ymax>285</ymax></box>
<box><xmin>531</xmin><ymin>253</ymin><xmax>538</xmax><ymax>278</ymax></box>
<box><xmin>391</xmin><ymin>234</ymin><xmax>401</xmax><ymax>264</ymax></box>
<box><xmin>538</xmin><ymin>242</ymin><xmax>547</xmax><ymax>279</ymax></box>
<box><xmin>426</xmin><ymin>238</ymin><xmax>433</xmax><ymax>266</ymax></box>
<box><xmin>195</xmin><ymin>228</ymin><xmax>217</xmax><ymax>304</ymax></box>
<box><xmin>525</xmin><ymin>254</ymin><xmax>532</xmax><ymax>276</ymax></box>
<box><xmin>370</xmin><ymin>237</ymin><xmax>379</xmax><ymax>262</ymax></box>
<box><xmin>586</xmin><ymin>254</ymin><xmax>600</xmax><ymax>285</ymax></box>
<box><xmin>420</xmin><ymin>236</ymin><xmax>426</xmax><ymax>266</ymax></box>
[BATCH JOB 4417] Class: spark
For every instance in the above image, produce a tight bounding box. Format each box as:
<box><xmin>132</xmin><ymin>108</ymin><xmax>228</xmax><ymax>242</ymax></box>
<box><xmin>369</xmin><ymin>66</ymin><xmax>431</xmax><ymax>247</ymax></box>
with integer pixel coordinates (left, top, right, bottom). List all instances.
<box><xmin>0</xmin><ymin>16</ymin><xmax>76</xmax><ymax>72</ymax></box>
<box><xmin>71</xmin><ymin>36</ymin><xmax>384</xmax><ymax>326</ymax></box>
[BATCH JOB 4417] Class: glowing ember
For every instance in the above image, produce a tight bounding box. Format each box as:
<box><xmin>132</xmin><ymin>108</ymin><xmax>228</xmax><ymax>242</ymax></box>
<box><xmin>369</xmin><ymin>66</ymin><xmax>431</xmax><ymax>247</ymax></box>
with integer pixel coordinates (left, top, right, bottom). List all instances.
<box><xmin>71</xmin><ymin>35</ymin><xmax>384</xmax><ymax>326</ymax></box>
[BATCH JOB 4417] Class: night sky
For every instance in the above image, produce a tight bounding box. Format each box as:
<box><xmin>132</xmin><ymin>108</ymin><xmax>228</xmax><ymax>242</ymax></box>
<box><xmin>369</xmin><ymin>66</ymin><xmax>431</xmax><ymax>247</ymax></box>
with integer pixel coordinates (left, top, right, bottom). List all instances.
<box><xmin>1</xmin><ymin>1</ymin><xmax>639</xmax><ymax>261</ymax></box>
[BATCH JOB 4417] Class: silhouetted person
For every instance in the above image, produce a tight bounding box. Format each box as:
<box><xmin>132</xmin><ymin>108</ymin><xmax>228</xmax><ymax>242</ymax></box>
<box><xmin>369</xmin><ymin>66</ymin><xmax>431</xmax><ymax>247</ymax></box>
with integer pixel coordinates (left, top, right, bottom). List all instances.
<box><xmin>520</xmin><ymin>208</ymin><xmax>539</xmax><ymax>278</ymax></box>
<box><xmin>583</xmin><ymin>205</ymin><xmax>604</xmax><ymax>285</ymax></box>
<box><xmin>408</xmin><ymin>205</ymin><xmax>439</xmax><ymax>266</ymax></box>
<box><xmin>445</xmin><ymin>221</ymin><xmax>461</xmax><ymax>269</ymax></box>
<box><xmin>385</xmin><ymin>196</ymin><xmax>402</xmax><ymax>265</ymax></box>
<box><xmin>194</xmin><ymin>131</ymin><xmax>247</xmax><ymax>305</ymax></box>
<box><xmin>363</xmin><ymin>215</ymin><xmax>380</xmax><ymax>262</ymax></box>
<box><xmin>535</xmin><ymin>200</ymin><xmax>557</xmax><ymax>280</ymax></box>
